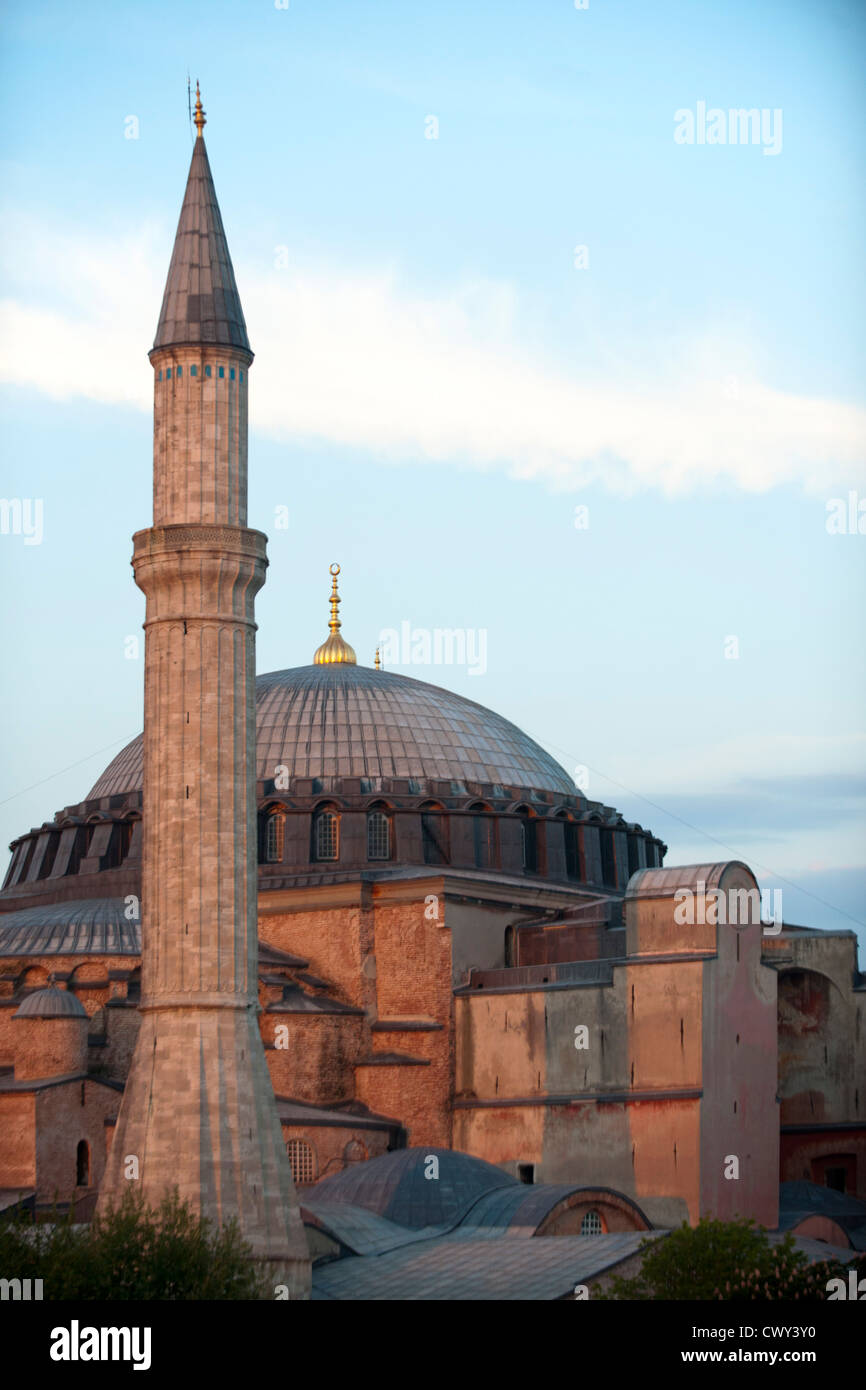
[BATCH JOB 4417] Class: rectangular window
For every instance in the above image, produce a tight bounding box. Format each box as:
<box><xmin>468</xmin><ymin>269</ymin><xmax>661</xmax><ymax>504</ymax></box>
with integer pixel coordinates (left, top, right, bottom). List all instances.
<box><xmin>205</xmin><ymin>365</ymin><xmax>212</xmax><ymax>378</ymax></box>
<box><xmin>219</xmin><ymin>366</ymin><xmax>225</xmax><ymax>378</ymax></box>
<box><xmin>229</xmin><ymin>368</ymin><xmax>235</xmax><ymax>380</ymax></box>
<box><xmin>157</xmin><ymin>370</ymin><xmax>162</xmax><ymax>381</ymax></box>
<box><xmin>239</xmin><ymin>370</ymin><xmax>244</xmax><ymax>382</ymax></box>
<box><xmin>166</xmin><ymin>368</ymin><xmax>171</xmax><ymax>379</ymax></box>
<box><xmin>190</xmin><ymin>364</ymin><xmax>197</xmax><ymax>377</ymax></box>
<box><xmin>176</xmin><ymin>365</ymin><xmax>182</xmax><ymax>377</ymax></box>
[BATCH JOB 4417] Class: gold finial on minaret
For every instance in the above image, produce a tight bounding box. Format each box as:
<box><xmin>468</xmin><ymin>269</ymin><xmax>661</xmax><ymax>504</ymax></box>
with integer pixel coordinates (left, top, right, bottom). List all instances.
<box><xmin>374</xmin><ymin>647</ymin><xmax>381</xmax><ymax>670</ymax></box>
<box><xmin>313</xmin><ymin>563</ymin><xmax>357</xmax><ymax>665</ymax></box>
<box><xmin>193</xmin><ymin>81</ymin><xmax>206</xmax><ymax>137</ymax></box>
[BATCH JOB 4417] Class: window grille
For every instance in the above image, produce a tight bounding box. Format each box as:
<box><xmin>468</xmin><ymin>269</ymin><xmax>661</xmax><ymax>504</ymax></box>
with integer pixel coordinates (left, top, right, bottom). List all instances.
<box><xmin>367</xmin><ymin>810</ymin><xmax>390</xmax><ymax>860</ymax></box>
<box><xmin>314</xmin><ymin>810</ymin><xmax>339</xmax><ymax>861</ymax></box>
<box><xmin>286</xmin><ymin>1139</ymin><xmax>316</xmax><ymax>1185</ymax></box>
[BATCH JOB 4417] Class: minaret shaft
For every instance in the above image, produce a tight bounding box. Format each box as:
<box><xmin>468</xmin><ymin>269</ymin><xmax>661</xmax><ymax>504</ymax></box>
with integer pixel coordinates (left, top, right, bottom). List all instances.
<box><xmin>96</xmin><ymin>124</ymin><xmax>309</xmax><ymax>1293</ymax></box>
<box><xmin>152</xmin><ymin>349</ymin><xmax>248</xmax><ymax>526</ymax></box>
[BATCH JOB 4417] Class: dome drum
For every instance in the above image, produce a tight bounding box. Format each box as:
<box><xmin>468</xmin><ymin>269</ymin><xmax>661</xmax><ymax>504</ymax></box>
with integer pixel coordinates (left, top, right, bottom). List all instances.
<box><xmin>1</xmin><ymin>663</ymin><xmax>666</xmax><ymax>918</ymax></box>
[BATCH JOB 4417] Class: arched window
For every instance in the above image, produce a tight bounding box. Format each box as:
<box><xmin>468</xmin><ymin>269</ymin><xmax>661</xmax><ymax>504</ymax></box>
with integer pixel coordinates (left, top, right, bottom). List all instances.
<box><xmin>367</xmin><ymin>808</ymin><xmax>391</xmax><ymax>860</ymax></box>
<box><xmin>118</xmin><ymin>818</ymin><xmax>136</xmax><ymax>862</ymax></box>
<box><xmin>76</xmin><ymin>1140</ymin><xmax>91</xmax><ymax>1187</ymax></box>
<box><xmin>84</xmin><ymin>817</ymin><xmax>101</xmax><ymax>855</ymax></box>
<box><xmin>600</xmin><ymin>828</ymin><xmax>617</xmax><ymax>888</ymax></box>
<box><xmin>286</xmin><ymin>1138</ymin><xmax>317</xmax><ymax>1185</ymax></box>
<box><xmin>561</xmin><ymin>817</ymin><xmax>583</xmax><ymax>881</ymax></box>
<box><xmin>470</xmin><ymin>804</ymin><xmax>497</xmax><ymax>869</ymax></box>
<box><xmin>516</xmin><ymin>807</ymin><xmax>537</xmax><ymax>872</ymax></box>
<box><xmin>580</xmin><ymin>1209</ymin><xmax>604</xmax><ymax>1235</ymax></box>
<box><xmin>420</xmin><ymin>803</ymin><xmax>449</xmax><ymax>865</ymax></box>
<box><xmin>265</xmin><ymin>810</ymin><xmax>286</xmax><ymax>863</ymax></box>
<box><xmin>313</xmin><ymin>808</ymin><xmax>339</xmax><ymax>861</ymax></box>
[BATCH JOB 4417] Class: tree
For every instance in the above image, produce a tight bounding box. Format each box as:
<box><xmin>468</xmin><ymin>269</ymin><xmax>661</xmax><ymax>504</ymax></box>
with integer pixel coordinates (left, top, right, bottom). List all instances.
<box><xmin>600</xmin><ymin>1217</ymin><xmax>851</xmax><ymax>1301</ymax></box>
<box><xmin>0</xmin><ymin>1188</ymin><xmax>271</xmax><ymax>1300</ymax></box>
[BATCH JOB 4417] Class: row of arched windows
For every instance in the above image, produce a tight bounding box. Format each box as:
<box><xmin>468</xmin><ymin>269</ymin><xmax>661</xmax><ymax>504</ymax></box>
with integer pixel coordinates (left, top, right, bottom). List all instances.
<box><xmin>263</xmin><ymin>806</ymin><xmax>394</xmax><ymax>864</ymax></box>
<box><xmin>260</xmin><ymin>803</ymin><xmax>651</xmax><ymax>881</ymax></box>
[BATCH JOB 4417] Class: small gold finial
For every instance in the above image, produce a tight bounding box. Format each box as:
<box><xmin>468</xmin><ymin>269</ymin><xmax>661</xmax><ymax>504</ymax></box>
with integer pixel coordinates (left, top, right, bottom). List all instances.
<box><xmin>374</xmin><ymin>647</ymin><xmax>381</xmax><ymax>670</ymax></box>
<box><xmin>313</xmin><ymin>563</ymin><xmax>357</xmax><ymax>665</ymax></box>
<box><xmin>193</xmin><ymin>81</ymin><xmax>206</xmax><ymax>138</ymax></box>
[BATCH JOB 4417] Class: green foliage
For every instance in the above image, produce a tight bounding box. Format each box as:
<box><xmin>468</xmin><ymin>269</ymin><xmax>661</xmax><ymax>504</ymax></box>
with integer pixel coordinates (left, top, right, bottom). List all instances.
<box><xmin>600</xmin><ymin>1217</ymin><xmax>851</xmax><ymax>1301</ymax></box>
<box><xmin>0</xmin><ymin>1188</ymin><xmax>271</xmax><ymax>1300</ymax></box>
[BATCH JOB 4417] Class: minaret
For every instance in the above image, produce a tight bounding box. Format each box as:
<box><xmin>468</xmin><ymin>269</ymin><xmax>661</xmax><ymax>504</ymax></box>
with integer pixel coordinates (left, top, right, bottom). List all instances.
<box><xmin>97</xmin><ymin>87</ymin><xmax>310</xmax><ymax>1296</ymax></box>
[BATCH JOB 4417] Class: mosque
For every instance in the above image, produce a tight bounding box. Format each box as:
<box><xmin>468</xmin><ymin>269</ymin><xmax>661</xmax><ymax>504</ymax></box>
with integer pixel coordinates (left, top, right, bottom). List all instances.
<box><xmin>0</xmin><ymin>91</ymin><xmax>863</xmax><ymax>1297</ymax></box>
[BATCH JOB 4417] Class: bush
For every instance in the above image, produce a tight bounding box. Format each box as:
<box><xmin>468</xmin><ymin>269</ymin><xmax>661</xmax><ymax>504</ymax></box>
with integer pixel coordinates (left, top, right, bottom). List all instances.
<box><xmin>0</xmin><ymin>1188</ymin><xmax>271</xmax><ymax>1300</ymax></box>
<box><xmin>600</xmin><ymin>1216</ymin><xmax>852</xmax><ymax>1301</ymax></box>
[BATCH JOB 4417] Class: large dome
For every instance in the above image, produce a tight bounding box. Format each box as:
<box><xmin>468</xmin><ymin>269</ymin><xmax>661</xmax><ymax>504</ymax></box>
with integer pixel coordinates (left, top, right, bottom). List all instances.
<box><xmin>88</xmin><ymin>665</ymin><xmax>574</xmax><ymax>799</ymax></box>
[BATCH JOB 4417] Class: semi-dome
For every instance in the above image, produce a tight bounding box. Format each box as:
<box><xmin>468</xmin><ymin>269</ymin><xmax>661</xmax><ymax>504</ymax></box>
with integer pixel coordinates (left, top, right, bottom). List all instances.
<box><xmin>88</xmin><ymin>664</ymin><xmax>574</xmax><ymax>800</ymax></box>
<box><xmin>14</xmin><ymin>986</ymin><xmax>88</xmax><ymax>1019</ymax></box>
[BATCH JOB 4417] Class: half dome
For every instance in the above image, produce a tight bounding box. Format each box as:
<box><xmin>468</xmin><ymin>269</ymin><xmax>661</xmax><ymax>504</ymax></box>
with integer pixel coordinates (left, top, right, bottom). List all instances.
<box><xmin>14</xmin><ymin>986</ymin><xmax>88</xmax><ymax>1019</ymax></box>
<box><xmin>88</xmin><ymin>665</ymin><xmax>574</xmax><ymax>799</ymax></box>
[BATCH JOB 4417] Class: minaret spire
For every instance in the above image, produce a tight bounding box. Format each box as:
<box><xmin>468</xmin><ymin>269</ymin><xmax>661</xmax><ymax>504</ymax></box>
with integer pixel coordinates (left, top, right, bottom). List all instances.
<box><xmin>97</xmin><ymin>99</ymin><xmax>310</xmax><ymax>1296</ymax></box>
<box><xmin>313</xmin><ymin>563</ymin><xmax>357</xmax><ymax>665</ymax></box>
<box><xmin>151</xmin><ymin>103</ymin><xmax>250</xmax><ymax>357</ymax></box>
<box><xmin>193</xmin><ymin>80</ymin><xmax>206</xmax><ymax>137</ymax></box>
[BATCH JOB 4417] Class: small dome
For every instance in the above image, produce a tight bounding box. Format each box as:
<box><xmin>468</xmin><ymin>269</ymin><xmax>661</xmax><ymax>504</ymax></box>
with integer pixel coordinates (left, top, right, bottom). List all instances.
<box><xmin>312</xmin><ymin>1146</ymin><xmax>517</xmax><ymax>1228</ymax></box>
<box><xmin>14</xmin><ymin>987</ymin><xmax>88</xmax><ymax>1019</ymax></box>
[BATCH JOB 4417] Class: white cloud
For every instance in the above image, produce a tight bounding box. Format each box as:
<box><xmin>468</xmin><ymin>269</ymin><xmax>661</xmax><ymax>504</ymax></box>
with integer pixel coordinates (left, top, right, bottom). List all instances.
<box><xmin>1</xmin><ymin>222</ymin><xmax>864</xmax><ymax>495</ymax></box>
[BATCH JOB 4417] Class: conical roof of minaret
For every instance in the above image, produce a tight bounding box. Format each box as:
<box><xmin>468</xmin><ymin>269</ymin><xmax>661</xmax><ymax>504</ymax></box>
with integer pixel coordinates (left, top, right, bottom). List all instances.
<box><xmin>152</xmin><ymin>91</ymin><xmax>251</xmax><ymax>356</ymax></box>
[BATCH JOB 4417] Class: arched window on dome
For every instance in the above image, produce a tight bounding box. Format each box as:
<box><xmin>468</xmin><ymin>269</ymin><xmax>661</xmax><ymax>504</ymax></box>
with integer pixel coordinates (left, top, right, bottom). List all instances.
<box><xmin>264</xmin><ymin>809</ymin><xmax>286</xmax><ymax>864</ymax></box>
<box><xmin>420</xmin><ymin>802</ymin><xmax>449</xmax><ymax>866</ymax></box>
<box><xmin>366</xmin><ymin>806</ymin><xmax>391</xmax><ymax>861</ymax></box>
<box><xmin>76</xmin><ymin>1140</ymin><xmax>91</xmax><ymax>1187</ymax></box>
<box><xmin>557</xmin><ymin>812</ymin><xmax>583</xmax><ymax>882</ymax></box>
<box><xmin>469</xmin><ymin>802</ymin><xmax>497</xmax><ymax>869</ymax></box>
<box><xmin>312</xmin><ymin>806</ymin><xmax>340</xmax><ymax>862</ymax></box>
<box><xmin>82</xmin><ymin>815</ymin><xmax>103</xmax><ymax>861</ymax></box>
<box><xmin>599</xmin><ymin>827</ymin><xmax>617</xmax><ymax>888</ymax></box>
<box><xmin>515</xmin><ymin>806</ymin><xmax>537</xmax><ymax>873</ymax></box>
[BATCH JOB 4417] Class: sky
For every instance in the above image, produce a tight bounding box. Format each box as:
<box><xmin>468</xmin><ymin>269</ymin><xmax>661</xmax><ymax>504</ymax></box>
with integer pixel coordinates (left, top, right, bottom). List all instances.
<box><xmin>0</xmin><ymin>0</ymin><xmax>864</xmax><ymax>949</ymax></box>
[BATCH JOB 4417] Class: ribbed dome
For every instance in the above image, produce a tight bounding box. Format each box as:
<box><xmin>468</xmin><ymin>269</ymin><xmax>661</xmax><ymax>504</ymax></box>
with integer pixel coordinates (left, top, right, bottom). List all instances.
<box><xmin>14</xmin><ymin>987</ymin><xmax>88</xmax><ymax>1019</ymax></box>
<box><xmin>88</xmin><ymin>665</ymin><xmax>573</xmax><ymax>799</ymax></box>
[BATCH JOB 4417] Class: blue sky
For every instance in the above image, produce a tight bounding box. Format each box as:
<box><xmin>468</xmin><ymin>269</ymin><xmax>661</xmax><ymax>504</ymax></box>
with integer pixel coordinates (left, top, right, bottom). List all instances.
<box><xmin>1</xmin><ymin>0</ymin><xmax>864</xmax><ymax>948</ymax></box>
